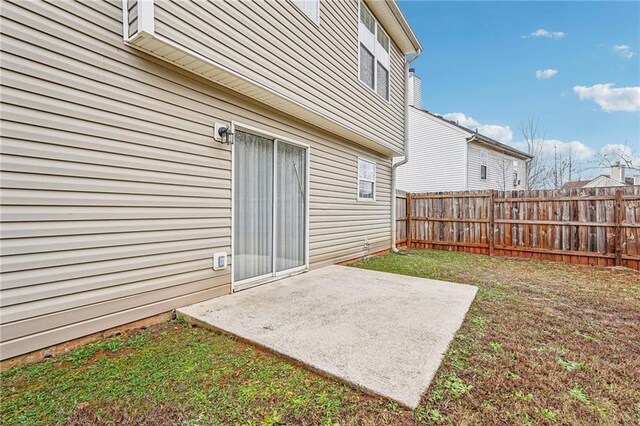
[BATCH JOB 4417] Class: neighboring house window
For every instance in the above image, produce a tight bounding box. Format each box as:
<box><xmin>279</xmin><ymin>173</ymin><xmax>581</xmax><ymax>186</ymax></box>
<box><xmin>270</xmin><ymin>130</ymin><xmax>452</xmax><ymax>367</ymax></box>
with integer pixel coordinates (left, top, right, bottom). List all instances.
<box><xmin>292</xmin><ymin>0</ymin><xmax>319</xmax><ymax>23</ymax></box>
<box><xmin>357</xmin><ymin>158</ymin><xmax>376</xmax><ymax>201</ymax></box>
<box><xmin>513</xmin><ymin>160</ymin><xmax>519</xmax><ymax>187</ymax></box>
<box><xmin>480</xmin><ymin>152</ymin><xmax>488</xmax><ymax>180</ymax></box>
<box><xmin>358</xmin><ymin>1</ymin><xmax>390</xmax><ymax>100</ymax></box>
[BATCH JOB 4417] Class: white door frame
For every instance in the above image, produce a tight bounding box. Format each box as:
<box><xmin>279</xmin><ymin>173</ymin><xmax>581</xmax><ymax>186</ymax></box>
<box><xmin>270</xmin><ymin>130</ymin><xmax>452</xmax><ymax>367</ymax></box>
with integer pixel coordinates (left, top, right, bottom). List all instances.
<box><xmin>230</xmin><ymin>121</ymin><xmax>310</xmax><ymax>292</ymax></box>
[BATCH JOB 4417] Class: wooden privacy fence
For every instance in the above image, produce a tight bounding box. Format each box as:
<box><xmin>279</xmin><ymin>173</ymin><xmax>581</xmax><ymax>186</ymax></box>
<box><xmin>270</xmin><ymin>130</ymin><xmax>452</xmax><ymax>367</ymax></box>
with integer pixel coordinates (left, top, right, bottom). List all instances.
<box><xmin>396</xmin><ymin>187</ymin><xmax>640</xmax><ymax>270</ymax></box>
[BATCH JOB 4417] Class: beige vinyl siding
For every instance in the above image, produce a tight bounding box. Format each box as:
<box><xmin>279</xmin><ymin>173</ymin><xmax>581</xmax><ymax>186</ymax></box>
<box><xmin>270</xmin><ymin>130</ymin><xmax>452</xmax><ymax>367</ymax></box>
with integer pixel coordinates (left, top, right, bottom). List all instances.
<box><xmin>0</xmin><ymin>0</ymin><xmax>391</xmax><ymax>360</ymax></box>
<box><xmin>396</xmin><ymin>107</ymin><xmax>467</xmax><ymax>192</ymax></box>
<box><xmin>152</xmin><ymin>0</ymin><xmax>406</xmax><ymax>154</ymax></box>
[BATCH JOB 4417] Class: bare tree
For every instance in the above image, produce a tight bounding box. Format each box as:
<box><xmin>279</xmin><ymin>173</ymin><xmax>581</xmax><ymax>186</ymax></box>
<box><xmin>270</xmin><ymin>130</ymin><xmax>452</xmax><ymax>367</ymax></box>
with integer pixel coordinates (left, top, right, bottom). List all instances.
<box><xmin>564</xmin><ymin>144</ymin><xmax>584</xmax><ymax>182</ymax></box>
<box><xmin>550</xmin><ymin>143</ymin><xmax>564</xmax><ymax>189</ymax></box>
<box><xmin>520</xmin><ymin>118</ymin><xmax>547</xmax><ymax>189</ymax></box>
<box><xmin>520</xmin><ymin>118</ymin><xmax>588</xmax><ymax>189</ymax></box>
<box><xmin>546</xmin><ymin>143</ymin><xmax>587</xmax><ymax>189</ymax></box>
<box><xmin>594</xmin><ymin>143</ymin><xmax>637</xmax><ymax>169</ymax></box>
<box><xmin>493</xmin><ymin>155</ymin><xmax>513</xmax><ymax>190</ymax></box>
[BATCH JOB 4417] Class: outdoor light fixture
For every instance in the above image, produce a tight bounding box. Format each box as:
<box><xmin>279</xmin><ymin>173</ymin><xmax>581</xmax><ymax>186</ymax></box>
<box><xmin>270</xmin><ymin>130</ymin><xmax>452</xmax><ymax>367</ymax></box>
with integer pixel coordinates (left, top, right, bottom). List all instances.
<box><xmin>214</xmin><ymin>123</ymin><xmax>235</xmax><ymax>145</ymax></box>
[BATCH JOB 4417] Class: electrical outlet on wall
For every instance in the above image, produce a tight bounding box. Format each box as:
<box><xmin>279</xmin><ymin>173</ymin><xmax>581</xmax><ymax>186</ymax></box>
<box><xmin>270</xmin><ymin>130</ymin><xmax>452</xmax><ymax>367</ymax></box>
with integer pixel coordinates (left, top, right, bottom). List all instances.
<box><xmin>213</xmin><ymin>252</ymin><xmax>228</xmax><ymax>270</ymax></box>
<box><xmin>364</xmin><ymin>239</ymin><xmax>370</xmax><ymax>249</ymax></box>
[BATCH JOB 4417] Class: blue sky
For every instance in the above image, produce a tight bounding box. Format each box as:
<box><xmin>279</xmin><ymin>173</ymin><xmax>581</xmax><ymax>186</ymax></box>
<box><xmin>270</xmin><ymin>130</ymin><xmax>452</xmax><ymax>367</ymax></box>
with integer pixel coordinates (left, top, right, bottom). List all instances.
<box><xmin>398</xmin><ymin>1</ymin><xmax>640</xmax><ymax>173</ymax></box>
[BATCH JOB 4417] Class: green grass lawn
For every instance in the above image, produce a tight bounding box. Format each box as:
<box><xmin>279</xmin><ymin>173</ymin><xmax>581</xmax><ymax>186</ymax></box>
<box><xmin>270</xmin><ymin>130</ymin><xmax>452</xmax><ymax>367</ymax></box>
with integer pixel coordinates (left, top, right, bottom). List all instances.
<box><xmin>2</xmin><ymin>250</ymin><xmax>639</xmax><ymax>425</ymax></box>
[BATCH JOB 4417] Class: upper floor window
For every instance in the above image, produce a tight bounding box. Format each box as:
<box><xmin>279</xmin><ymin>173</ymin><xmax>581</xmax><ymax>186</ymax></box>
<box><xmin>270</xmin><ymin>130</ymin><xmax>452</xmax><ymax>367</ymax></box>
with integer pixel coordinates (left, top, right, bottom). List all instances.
<box><xmin>358</xmin><ymin>1</ymin><xmax>390</xmax><ymax>101</ymax></box>
<box><xmin>292</xmin><ymin>0</ymin><xmax>319</xmax><ymax>24</ymax></box>
<box><xmin>357</xmin><ymin>158</ymin><xmax>376</xmax><ymax>201</ymax></box>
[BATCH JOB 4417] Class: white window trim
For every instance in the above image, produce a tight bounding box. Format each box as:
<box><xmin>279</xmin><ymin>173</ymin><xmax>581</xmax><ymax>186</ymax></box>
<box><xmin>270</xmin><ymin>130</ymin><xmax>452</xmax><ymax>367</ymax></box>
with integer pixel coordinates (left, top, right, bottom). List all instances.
<box><xmin>357</xmin><ymin>1</ymin><xmax>391</xmax><ymax>103</ymax></box>
<box><xmin>480</xmin><ymin>152</ymin><xmax>488</xmax><ymax>180</ymax></box>
<box><xmin>289</xmin><ymin>0</ymin><xmax>320</xmax><ymax>26</ymax></box>
<box><xmin>230</xmin><ymin>121</ymin><xmax>311</xmax><ymax>292</ymax></box>
<box><xmin>357</xmin><ymin>157</ymin><xmax>376</xmax><ymax>202</ymax></box>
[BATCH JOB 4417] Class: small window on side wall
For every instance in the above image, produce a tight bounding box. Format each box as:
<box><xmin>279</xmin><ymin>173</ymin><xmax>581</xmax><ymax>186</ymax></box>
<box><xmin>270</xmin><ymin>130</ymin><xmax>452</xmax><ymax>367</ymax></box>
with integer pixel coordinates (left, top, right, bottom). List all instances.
<box><xmin>357</xmin><ymin>158</ymin><xmax>376</xmax><ymax>201</ymax></box>
<box><xmin>292</xmin><ymin>0</ymin><xmax>319</xmax><ymax>24</ymax></box>
<box><xmin>480</xmin><ymin>152</ymin><xmax>488</xmax><ymax>180</ymax></box>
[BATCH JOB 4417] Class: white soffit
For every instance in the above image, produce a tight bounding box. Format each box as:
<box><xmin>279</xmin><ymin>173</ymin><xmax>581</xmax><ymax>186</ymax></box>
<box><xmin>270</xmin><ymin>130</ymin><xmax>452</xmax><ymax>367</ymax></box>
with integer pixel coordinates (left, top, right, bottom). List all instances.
<box><xmin>122</xmin><ymin>0</ymin><xmax>400</xmax><ymax>157</ymax></box>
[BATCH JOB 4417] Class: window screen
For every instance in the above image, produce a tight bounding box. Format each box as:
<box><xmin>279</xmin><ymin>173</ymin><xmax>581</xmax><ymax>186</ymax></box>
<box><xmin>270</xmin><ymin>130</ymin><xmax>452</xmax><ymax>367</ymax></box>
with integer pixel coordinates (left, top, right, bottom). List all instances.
<box><xmin>359</xmin><ymin>45</ymin><xmax>375</xmax><ymax>89</ymax></box>
<box><xmin>376</xmin><ymin>62</ymin><xmax>388</xmax><ymax>99</ymax></box>
<box><xmin>357</xmin><ymin>158</ymin><xmax>376</xmax><ymax>201</ymax></box>
<box><xmin>376</xmin><ymin>25</ymin><xmax>389</xmax><ymax>52</ymax></box>
<box><xmin>360</xmin><ymin>2</ymin><xmax>375</xmax><ymax>33</ymax></box>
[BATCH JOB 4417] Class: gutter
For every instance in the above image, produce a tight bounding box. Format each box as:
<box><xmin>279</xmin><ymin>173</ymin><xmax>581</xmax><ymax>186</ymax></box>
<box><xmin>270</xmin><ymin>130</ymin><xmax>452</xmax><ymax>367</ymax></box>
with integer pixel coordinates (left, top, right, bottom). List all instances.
<box><xmin>391</xmin><ymin>48</ymin><xmax>422</xmax><ymax>254</ymax></box>
<box><xmin>466</xmin><ymin>134</ymin><xmax>532</xmax><ymax>160</ymax></box>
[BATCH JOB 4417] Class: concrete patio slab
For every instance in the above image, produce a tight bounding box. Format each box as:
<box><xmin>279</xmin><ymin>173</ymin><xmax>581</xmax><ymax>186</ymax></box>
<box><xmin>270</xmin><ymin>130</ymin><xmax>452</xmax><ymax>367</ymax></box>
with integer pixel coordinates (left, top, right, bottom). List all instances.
<box><xmin>177</xmin><ymin>265</ymin><xmax>477</xmax><ymax>408</ymax></box>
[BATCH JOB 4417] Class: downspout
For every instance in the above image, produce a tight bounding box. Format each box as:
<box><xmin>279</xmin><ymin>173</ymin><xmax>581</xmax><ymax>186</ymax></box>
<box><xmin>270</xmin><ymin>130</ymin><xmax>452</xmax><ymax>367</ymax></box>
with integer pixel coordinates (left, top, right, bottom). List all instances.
<box><xmin>391</xmin><ymin>48</ymin><xmax>422</xmax><ymax>253</ymax></box>
<box><xmin>463</xmin><ymin>138</ymin><xmax>469</xmax><ymax>190</ymax></box>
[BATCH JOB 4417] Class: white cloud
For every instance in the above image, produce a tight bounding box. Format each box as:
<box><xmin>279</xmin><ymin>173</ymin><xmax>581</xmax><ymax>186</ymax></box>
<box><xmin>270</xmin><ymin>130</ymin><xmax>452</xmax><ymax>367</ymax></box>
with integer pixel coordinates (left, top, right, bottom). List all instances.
<box><xmin>441</xmin><ymin>112</ymin><xmax>480</xmax><ymax>128</ymax></box>
<box><xmin>612</xmin><ymin>44</ymin><xmax>635</xmax><ymax>58</ymax></box>
<box><xmin>543</xmin><ymin>140</ymin><xmax>594</xmax><ymax>160</ymax></box>
<box><xmin>477</xmin><ymin>124</ymin><xmax>514</xmax><ymax>144</ymax></box>
<box><xmin>440</xmin><ymin>112</ymin><xmax>513</xmax><ymax>143</ymax></box>
<box><xmin>536</xmin><ymin>69</ymin><xmax>558</xmax><ymax>79</ymax></box>
<box><xmin>510</xmin><ymin>139</ymin><xmax>594</xmax><ymax>161</ymax></box>
<box><xmin>440</xmin><ymin>113</ymin><xmax>601</xmax><ymax>171</ymax></box>
<box><xmin>598</xmin><ymin>143</ymin><xmax>640</xmax><ymax>165</ymax></box>
<box><xmin>523</xmin><ymin>29</ymin><xmax>566</xmax><ymax>39</ymax></box>
<box><xmin>599</xmin><ymin>143</ymin><xmax>634</xmax><ymax>157</ymax></box>
<box><xmin>573</xmin><ymin>83</ymin><xmax>640</xmax><ymax>112</ymax></box>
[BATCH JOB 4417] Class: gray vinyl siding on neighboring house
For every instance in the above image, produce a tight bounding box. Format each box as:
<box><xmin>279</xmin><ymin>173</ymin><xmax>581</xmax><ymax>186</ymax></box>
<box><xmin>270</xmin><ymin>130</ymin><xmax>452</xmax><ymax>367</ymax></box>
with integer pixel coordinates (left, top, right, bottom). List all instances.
<box><xmin>466</xmin><ymin>143</ymin><xmax>527</xmax><ymax>191</ymax></box>
<box><xmin>396</xmin><ymin>107</ymin><xmax>467</xmax><ymax>192</ymax></box>
<box><xmin>152</xmin><ymin>0</ymin><xmax>406</xmax><ymax>154</ymax></box>
<box><xmin>399</xmin><ymin>107</ymin><xmax>529</xmax><ymax>193</ymax></box>
<box><xmin>0</xmin><ymin>0</ymin><xmax>392</xmax><ymax>360</ymax></box>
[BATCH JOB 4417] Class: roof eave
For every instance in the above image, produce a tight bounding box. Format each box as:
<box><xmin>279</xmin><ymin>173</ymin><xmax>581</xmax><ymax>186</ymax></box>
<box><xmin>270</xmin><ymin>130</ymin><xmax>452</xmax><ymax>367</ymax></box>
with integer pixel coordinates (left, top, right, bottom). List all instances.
<box><xmin>466</xmin><ymin>134</ymin><xmax>533</xmax><ymax>160</ymax></box>
<box><xmin>365</xmin><ymin>0</ymin><xmax>423</xmax><ymax>55</ymax></box>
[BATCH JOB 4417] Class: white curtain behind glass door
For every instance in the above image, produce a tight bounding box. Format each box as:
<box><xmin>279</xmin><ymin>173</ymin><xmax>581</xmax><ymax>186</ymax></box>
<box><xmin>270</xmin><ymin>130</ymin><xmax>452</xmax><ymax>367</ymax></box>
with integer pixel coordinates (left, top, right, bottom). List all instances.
<box><xmin>234</xmin><ymin>131</ymin><xmax>273</xmax><ymax>282</ymax></box>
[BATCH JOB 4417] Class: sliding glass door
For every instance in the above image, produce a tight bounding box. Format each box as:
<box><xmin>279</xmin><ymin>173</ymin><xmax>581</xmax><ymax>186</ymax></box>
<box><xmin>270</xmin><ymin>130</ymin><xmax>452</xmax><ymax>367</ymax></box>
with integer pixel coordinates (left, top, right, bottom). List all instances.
<box><xmin>234</xmin><ymin>130</ymin><xmax>307</xmax><ymax>288</ymax></box>
<box><xmin>276</xmin><ymin>141</ymin><xmax>306</xmax><ymax>273</ymax></box>
<box><xmin>233</xmin><ymin>132</ymin><xmax>273</xmax><ymax>283</ymax></box>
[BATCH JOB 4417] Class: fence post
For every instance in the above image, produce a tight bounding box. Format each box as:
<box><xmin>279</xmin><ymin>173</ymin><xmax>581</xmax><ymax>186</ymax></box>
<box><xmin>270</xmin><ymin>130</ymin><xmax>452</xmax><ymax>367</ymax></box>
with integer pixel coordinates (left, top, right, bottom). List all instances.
<box><xmin>614</xmin><ymin>189</ymin><xmax>623</xmax><ymax>266</ymax></box>
<box><xmin>488</xmin><ymin>190</ymin><xmax>495</xmax><ymax>255</ymax></box>
<box><xmin>406</xmin><ymin>192</ymin><xmax>412</xmax><ymax>248</ymax></box>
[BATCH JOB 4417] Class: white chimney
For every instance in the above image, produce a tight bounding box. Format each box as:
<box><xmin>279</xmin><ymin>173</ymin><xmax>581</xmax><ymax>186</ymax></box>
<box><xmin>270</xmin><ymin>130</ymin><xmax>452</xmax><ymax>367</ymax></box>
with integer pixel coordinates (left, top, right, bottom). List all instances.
<box><xmin>610</xmin><ymin>162</ymin><xmax>625</xmax><ymax>183</ymax></box>
<box><xmin>408</xmin><ymin>68</ymin><xmax>422</xmax><ymax>109</ymax></box>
